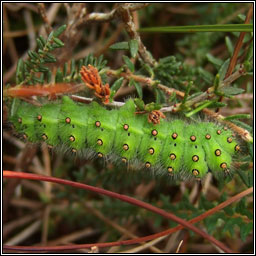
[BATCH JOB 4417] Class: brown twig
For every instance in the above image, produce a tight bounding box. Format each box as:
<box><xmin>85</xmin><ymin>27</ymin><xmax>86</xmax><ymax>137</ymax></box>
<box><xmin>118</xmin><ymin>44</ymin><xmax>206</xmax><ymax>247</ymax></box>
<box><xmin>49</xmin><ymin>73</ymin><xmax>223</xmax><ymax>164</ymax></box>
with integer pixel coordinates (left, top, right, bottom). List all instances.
<box><xmin>37</xmin><ymin>3</ymin><xmax>53</xmax><ymax>35</ymax></box>
<box><xmin>216</xmin><ymin>4</ymin><xmax>253</xmax><ymax>112</ymax></box>
<box><xmin>116</xmin><ymin>3</ymin><xmax>156</xmax><ymax>67</ymax></box>
<box><xmin>105</xmin><ymin>66</ymin><xmax>251</xmax><ymax>142</ymax></box>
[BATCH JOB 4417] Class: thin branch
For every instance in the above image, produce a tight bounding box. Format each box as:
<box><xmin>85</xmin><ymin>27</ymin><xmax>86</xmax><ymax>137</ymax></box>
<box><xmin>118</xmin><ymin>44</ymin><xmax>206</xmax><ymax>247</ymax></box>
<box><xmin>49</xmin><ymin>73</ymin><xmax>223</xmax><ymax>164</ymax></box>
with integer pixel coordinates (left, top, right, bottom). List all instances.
<box><xmin>216</xmin><ymin>4</ymin><xmax>253</xmax><ymax>112</ymax></box>
<box><xmin>37</xmin><ymin>3</ymin><xmax>53</xmax><ymax>35</ymax></box>
<box><xmin>116</xmin><ymin>3</ymin><xmax>156</xmax><ymax>66</ymax></box>
<box><xmin>224</xmin><ymin>4</ymin><xmax>253</xmax><ymax>79</ymax></box>
<box><xmin>105</xmin><ymin>66</ymin><xmax>251</xmax><ymax>142</ymax></box>
<box><xmin>5</xmin><ymin>220</ymin><xmax>42</xmax><ymax>246</ymax></box>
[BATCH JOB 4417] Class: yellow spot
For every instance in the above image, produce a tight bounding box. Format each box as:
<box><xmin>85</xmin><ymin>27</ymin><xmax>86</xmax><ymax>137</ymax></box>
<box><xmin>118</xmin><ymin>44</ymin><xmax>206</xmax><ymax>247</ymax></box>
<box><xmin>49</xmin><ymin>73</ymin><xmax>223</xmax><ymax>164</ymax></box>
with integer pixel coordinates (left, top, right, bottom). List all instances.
<box><xmin>69</xmin><ymin>135</ymin><xmax>75</xmax><ymax>142</ymax></box>
<box><xmin>217</xmin><ymin>130</ymin><xmax>221</xmax><ymax>135</ymax></box>
<box><xmin>167</xmin><ymin>167</ymin><xmax>174</xmax><ymax>174</ymax></box>
<box><xmin>235</xmin><ymin>145</ymin><xmax>240</xmax><ymax>152</ymax></box>
<box><xmin>42</xmin><ymin>134</ymin><xmax>48</xmax><ymax>140</ymax></box>
<box><xmin>215</xmin><ymin>149</ymin><xmax>221</xmax><ymax>156</ymax></box>
<box><xmin>23</xmin><ymin>133</ymin><xmax>28</xmax><ymax>139</ymax></box>
<box><xmin>18</xmin><ymin>117</ymin><xmax>22</xmax><ymax>123</ymax></box>
<box><xmin>121</xmin><ymin>157</ymin><xmax>127</xmax><ymax>163</ymax></box>
<box><xmin>170</xmin><ymin>153</ymin><xmax>176</xmax><ymax>160</ymax></box>
<box><xmin>192</xmin><ymin>169</ymin><xmax>199</xmax><ymax>176</ymax></box>
<box><xmin>72</xmin><ymin>148</ymin><xmax>77</xmax><ymax>153</ymax></box>
<box><xmin>220</xmin><ymin>162</ymin><xmax>227</xmax><ymax>169</ymax></box>
<box><xmin>123</xmin><ymin>144</ymin><xmax>129</xmax><ymax>151</ymax></box>
<box><xmin>148</xmin><ymin>148</ymin><xmax>154</xmax><ymax>155</ymax></box>
<box><xmin>192</xmin><ymin>155</ymin><xmax>199</xmax><ymax>162</ymax></box>
<box><xmin>98</xmin><ymin>152</ymin><xmax>103</xmax><ymax>158</ymax></box>
<box><xmin>97</xmin><ymin>139</ymin><xmax>103</xmax><ymax>146</ymax></box>
<box><xmin>227</xmin><ymin>137</ymin><xmax>233</xmax><ymax>143</ymax></box>
<box><xmin>145</xmin><ymin>162</ymin><xmax>151</xmax><ymax>168</ymax></box>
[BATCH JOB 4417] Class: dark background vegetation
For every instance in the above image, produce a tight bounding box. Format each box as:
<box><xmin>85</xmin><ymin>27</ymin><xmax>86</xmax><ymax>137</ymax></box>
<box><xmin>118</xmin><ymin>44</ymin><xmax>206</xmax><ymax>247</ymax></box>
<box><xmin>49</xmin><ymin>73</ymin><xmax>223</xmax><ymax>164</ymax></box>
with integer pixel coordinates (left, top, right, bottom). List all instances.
<box><xmin>3</xmin><ymin>3</ymin><xmax>253</xmax><ymax>253</ymax></box>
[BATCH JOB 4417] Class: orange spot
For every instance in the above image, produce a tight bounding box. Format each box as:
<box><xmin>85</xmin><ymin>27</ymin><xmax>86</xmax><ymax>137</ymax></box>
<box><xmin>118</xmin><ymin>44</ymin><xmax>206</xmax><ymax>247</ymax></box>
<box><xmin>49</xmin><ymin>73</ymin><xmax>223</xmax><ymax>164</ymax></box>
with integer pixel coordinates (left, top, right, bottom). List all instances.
<box><xmin>95</xmin><ymin>121</ymin><xmax>101</xmax><ymax>127</ymax></box>
<box><xmin>37</xmin><ymin>115</ymin><xmax>42</xmax><ymax>121</ymax></box>
<box><xmin>123</xmin><ymin>124</ymin><xmax>129</xmax><ymax>130</ymax></box>
<box><xmin>152</xmin><ymin>129</ymin><xmax>158</xmax><ymax>136</ymax></box>
<box><xmin>65</xmin><ymin>117</ymin><xmax>71</xmax><ymax>124</ymax></box>
<box><xmin>172</xmin><ymin>133</ymin><xmax>178</xmax><ymax>139</ymax></box>
<box><xmin>205</xmin><ymin>134</ymin><xmax>211</xmax><ymax>140</ymax></box>
<box><xmin>190</xmin><ymin>135</ymin><xmax>196</xmax><ymax>142</ymax></box>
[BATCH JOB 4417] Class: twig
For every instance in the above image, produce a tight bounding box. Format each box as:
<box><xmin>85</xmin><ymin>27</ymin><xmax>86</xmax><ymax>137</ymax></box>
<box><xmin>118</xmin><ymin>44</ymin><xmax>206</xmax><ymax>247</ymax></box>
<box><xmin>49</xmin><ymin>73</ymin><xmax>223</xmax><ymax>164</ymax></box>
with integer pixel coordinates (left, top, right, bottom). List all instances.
<box><xmin>216</xmin><ymin>4</ymin><xmax>253</xmax><ymax>112</ymax></box>
<box><xmin>202</xmin><ymin>108</ymin><xmax>253</xmax><ymax>143</ymax></box>
<box><xmin>47</xmin><ymin>227</ymin><xmax>98</xmax><ymax>246</ymax></box>
<box><xmin>176</xmin><ymin>240</ymin><xmax>184</xmax><ymax>253</ymax></box>
<box><xmin>225</xmin><ymin>4</ymin><xmax>253</xmax><ymax>79</ymax></box>
<box><xmin>37</xmin><ymin>3</ymin><xmax>53</xmax><ymax>35</ymax></box>
<box><xmin>84</xmin><ymin>202</ymin><xmax>163</xmax><ymax>253</ymax></box>
<box><xmin>41</xmin><ymin>205</ymin><xmax>51</xmax><ymax>245</ymax></box>
<box><xmin>106</xmin><ymin>69</ymin><xmax>185</xmax><ymax>97</ymax></box>
<box><xmin>5</xmin><ymin>220</ymin><xmax>42</xmax><ymax>246</ymax></box>
<box><xmin>24</xmin><ymin>9</ymin><xmax>36</xmax><ymax>52</ymax></box>
<box><xmin>116</xmin><ymin>3</ymin><xmax>156</xmax><ymax>67</ymax></box>
<box><xmin>119</xmin><ymin>235</ymin><xmax>168</xmax><ymax>253</ymax></box>
<box><xmin>105</xmin><ymin>66</ymin><xmax>251</xmax><ymax>142</ymax></box>
<box><xmin>3</xmin><ymin>6</ymin><xmax>19</xmax><ymax>64</ymax></box>
<box><xmin>3</xmin><ymin>211</ymin><xmax>42</xmax><ymax>238</ymax></box>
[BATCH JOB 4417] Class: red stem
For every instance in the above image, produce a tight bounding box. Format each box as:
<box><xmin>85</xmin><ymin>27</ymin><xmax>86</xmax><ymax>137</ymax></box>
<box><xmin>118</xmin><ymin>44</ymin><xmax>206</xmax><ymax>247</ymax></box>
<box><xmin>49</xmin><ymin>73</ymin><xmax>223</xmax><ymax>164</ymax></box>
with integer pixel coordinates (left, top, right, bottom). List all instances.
<box><xmin>3</xmin><ymin>170</ymin><xmax>238</xmax><ymax>253</ymax></box>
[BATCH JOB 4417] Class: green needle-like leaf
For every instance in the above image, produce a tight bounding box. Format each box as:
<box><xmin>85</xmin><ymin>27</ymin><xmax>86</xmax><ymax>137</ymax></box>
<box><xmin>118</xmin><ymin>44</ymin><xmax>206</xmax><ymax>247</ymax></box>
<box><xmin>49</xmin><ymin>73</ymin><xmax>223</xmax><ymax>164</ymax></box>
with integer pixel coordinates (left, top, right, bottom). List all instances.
<box><xmin>139</xmin><ymin>24</ymin><xmax>253</xmax><ymax>33</ymax></box>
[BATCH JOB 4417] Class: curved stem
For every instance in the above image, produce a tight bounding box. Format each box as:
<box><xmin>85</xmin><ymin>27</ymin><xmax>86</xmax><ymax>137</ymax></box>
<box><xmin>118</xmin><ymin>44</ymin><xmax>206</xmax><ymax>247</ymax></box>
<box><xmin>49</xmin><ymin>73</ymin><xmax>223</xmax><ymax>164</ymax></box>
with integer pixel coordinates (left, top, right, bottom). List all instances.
<box><xmin>3</xmin><ymin>170</ymin><xmax>237</xmax><ymax>253</ymax></box>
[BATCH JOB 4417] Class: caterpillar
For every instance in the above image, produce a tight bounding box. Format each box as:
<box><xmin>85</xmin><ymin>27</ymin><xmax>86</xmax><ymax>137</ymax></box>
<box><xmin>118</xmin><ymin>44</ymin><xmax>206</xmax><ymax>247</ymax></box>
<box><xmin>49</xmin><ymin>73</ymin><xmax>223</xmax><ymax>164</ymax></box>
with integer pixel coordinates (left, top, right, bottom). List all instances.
<box><xmin>9</xmin><ymin>96</ymin><xmax>241</xmax><ymax>180</ymax></box>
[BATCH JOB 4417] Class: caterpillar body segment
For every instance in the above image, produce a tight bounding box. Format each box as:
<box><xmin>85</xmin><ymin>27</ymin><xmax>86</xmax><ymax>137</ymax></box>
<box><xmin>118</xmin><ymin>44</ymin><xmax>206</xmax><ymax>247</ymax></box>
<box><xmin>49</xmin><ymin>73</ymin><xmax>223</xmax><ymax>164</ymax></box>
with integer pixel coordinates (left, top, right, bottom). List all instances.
<box><xmin>9</xmin><ymin>96</ymin><xmax>240</xmax><ymax>180</ymax></box>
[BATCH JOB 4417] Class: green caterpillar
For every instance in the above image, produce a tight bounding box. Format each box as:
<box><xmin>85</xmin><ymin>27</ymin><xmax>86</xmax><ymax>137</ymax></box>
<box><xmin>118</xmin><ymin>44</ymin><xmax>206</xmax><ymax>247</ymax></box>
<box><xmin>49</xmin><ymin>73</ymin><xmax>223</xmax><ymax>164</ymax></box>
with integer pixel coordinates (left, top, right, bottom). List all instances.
<box><xmin>9</xmin><ymin>96</ymin><xmax>240</xmax><ymax>180</ymax></box>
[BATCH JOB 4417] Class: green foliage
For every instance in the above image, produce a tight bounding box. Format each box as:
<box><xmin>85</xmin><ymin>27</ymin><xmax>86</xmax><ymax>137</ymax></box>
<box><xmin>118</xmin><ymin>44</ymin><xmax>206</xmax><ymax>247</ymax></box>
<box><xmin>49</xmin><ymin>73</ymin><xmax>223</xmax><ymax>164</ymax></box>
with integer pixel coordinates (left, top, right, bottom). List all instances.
<box><xmin>16</xmin><ymin>25</ymin><xmax>66</xmax><ymax>85</ymax></box>
<box><xmin>15</xmin><ymin>25</ymin><xmax>107</xmax><ymax>86</ymax></box>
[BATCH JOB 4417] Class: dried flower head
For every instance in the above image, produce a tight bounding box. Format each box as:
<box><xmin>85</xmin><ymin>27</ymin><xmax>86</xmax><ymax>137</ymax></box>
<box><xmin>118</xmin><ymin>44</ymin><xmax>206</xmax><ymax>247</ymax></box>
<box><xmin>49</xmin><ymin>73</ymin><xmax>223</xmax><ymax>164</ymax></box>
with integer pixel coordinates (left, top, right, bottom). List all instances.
<box><xmin>80</xmin><ymin>65</ymin><xmax>110</xmax><ymax>104</ymax></box>
<box><xmin>148</xmin><ymin>110</ymin><xmax>166</xmax><ymax>125</ymax></box>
